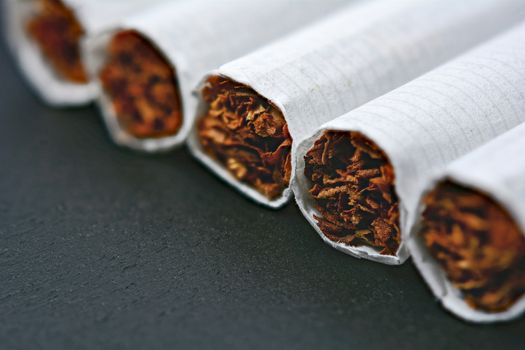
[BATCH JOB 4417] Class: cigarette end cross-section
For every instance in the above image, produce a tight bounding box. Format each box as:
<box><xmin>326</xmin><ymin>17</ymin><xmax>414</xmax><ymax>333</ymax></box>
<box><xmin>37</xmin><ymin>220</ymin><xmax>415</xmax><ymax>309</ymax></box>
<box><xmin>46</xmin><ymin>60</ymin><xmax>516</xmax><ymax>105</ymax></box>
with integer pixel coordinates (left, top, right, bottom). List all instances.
<box><xmin>420</xmin><ymin>181</ymin><xmax>525</xmax><ymax>313</ymax></box>
<box><xmin>99</xmin><ymin>30</ymin><xmax>183</xmax><ymax>139</ymax></box>
<box><xmin>197</xmin><ymin>76</ymin><xmax>292</xmax><ymax>200</ymax></box>
<box><xmin>303</xmin><ymin>131</ymin><xmax>401</xmax><ymax>256</ymax></box>
<box><xmin>26</xmin><ymin>0</ymin><xmax>87</xmax><ymax>84</ymax></box>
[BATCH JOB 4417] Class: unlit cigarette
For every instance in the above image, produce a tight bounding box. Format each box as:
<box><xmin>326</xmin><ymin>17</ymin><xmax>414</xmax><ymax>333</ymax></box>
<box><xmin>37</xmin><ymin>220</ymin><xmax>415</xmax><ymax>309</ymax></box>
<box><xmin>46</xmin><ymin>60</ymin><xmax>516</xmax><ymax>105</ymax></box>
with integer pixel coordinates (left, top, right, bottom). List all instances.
<box><xmin>188</xmin><ymin>0</ymin><xmax>525</xmax><ymax>208</ymax></box>
<box><xmin>410</xmin><ymin>123</ymin><xmax>525</xmax><ymax>323</ymax></box>
<box><xmin>293</xmin><ymin>23</ymin><xmax>525</xmax><ymax>265</ymax></box>
<box><xmin>3</xmin><ymin>0</ymin><xmax>167</xmax><ymax>106</ymax></box>
<box><xmin>84</xmin><ymin>0</ymin><xmax>350</xmax><ymax>152</ymax></box>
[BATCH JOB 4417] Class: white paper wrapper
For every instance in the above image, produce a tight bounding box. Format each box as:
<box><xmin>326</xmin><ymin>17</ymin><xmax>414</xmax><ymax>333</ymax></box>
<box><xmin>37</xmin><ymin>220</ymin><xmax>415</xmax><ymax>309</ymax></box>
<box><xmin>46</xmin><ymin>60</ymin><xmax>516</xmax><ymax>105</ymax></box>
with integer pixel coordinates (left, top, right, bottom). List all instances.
<box><xmin>3</xmin><ymin>0</ymin><xmax>167</xmax><ymax>106</ymax></box>
<box><xmin>84</xmin><ymin>0</ymin><xmax>350</xmax><ymax>153</ymax></box>
<box><xmin>294</xmin><ymin>23</ymin><xmax>525</xmax><ymax>265</ymax></box>
<box><xmin>188</xmin><ymin>0</ymin><xmax>525</xmax><ymax>209</ymax></box>
<box><xmin>410</xmin><ymin>123</ymin><xmax>525</xmax><ymax>323</ymax></box>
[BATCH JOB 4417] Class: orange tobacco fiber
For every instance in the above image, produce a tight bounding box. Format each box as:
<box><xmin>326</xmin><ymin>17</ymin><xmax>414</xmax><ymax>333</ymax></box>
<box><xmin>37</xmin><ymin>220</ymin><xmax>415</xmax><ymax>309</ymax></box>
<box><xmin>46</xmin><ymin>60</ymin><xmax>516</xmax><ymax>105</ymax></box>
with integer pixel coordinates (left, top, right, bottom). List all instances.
<box><xmin>421</xmin><ymin>181</ymin><xmax>525</xmax><ymax>313</ymax></box>
<box><xmin>197</xmin><ymin>76</ymin><xmax>292</xmax><ymax>200</ymax></box>
<box><xmin>304</xmin><ymin>131</ymin><xmax>400</xmax><ymax>255</ymax></box>
<box><xmin>26</xmin><ymin>0</ymin><xmax>87</xmax><ymax>83</ymax></box>
<box><xmin>99</xmin><ymin>30</ymin><xmax>183</xmax><ymax>139</ymax></box>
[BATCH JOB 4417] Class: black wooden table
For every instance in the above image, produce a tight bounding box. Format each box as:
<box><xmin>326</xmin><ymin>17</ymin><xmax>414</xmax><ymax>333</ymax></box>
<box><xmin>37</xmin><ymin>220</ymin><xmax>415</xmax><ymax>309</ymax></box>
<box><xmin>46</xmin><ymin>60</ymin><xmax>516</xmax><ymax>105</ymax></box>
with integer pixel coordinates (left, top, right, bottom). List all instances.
<box><xmin>1</xmin><ymin>30</ymin><xmax>523</xmax><ymax>350</ymax></box>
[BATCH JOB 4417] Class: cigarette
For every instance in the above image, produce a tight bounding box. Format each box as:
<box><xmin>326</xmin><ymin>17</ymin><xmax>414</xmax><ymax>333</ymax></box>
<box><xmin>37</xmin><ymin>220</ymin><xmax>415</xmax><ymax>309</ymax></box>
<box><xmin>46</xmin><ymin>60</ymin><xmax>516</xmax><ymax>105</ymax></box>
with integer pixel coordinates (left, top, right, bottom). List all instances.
<box><xmin>98</xmin><ymin>30</ymin><xmax>183</xmax><ymax>140</ymax></box>
<box><xmin>85</xmin><ymin>0</ymin><xmax>349</xmax><ymax>152</ymax></box>
<box><xmin>197</xmin><ymin>76</ymin><xmax>292</xmax><ymax>200</ymax></box>
<box><xmin>26</xmin><ymin>0</ymin><xmax>87</xmax><ymax>84</ymax></box>
<box><xmin>421</xmin><ymin>182</ymin><xmax>525</xmax><ymax>314</ymax></box>
<box><xmin>303</xmin><ymin>131</ymin><xmax>400</xmax><ymax>255</ymax></box>
<box><xmin>189</xmin><ymin>0</ymin><xmax>525</xmax><ymax>208</ymax></box>
<box><xmin>293</xmin><ymin>23</ymin><xmax>525</xmax><ymax>265</ymax></box>
<box><xmin>4</xmin><ymin>0</ymin><xmax>168</xmax><ymax>106</ymax></box>
<box><xmin>410</xmin><ymin>123</ymin><xmax>525</xmax><ymax>322</ymax></box>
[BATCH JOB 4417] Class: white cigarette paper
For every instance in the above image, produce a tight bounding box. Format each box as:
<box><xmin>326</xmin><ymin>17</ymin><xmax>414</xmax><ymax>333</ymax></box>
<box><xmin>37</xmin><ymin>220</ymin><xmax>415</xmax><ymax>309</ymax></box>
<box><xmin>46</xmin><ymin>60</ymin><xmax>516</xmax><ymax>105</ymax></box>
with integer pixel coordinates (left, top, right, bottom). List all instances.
<box><xmin>410</xmin><ymin>123</ymin><xmax>525</xmax><ymax>323</ymax></box>
<box><xmin>294</xmin><ymin>23</ymin><xmax>525</xmax><ymax>265</ymax></box>
<box><xmin>84</xmin><ymin>0</ymin><xmax>350</xmax><ymax>153</ymax></box>
<box><xmin>188</xmin><ymin>0</ymin><xmax>525</xmax><ymax>209</ymax></box>
<box><xmin>3</xmin><ymin>0</ymin><xmax>167</xmax><ymax>106</ymax></box>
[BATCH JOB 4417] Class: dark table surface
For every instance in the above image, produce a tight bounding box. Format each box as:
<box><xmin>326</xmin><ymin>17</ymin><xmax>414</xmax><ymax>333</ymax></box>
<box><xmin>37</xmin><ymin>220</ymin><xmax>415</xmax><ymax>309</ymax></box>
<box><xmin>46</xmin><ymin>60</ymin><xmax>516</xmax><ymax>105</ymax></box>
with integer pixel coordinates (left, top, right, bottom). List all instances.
<box><xmin>1</xmin><ymin>31</ymin><xmax>524</xmax><ymax>350</ymax></box>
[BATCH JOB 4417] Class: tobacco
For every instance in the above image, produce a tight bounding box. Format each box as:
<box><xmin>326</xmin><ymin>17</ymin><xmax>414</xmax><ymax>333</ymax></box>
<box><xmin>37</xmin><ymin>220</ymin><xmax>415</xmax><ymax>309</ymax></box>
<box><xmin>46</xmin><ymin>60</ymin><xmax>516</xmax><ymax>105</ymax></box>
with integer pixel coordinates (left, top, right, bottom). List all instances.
<box><xmin>304</xmin><ymin>131</ymin><xmax>400</xmax><ymax>255</ymax></box>
<box><xmin>99</xmin><ymin>31</ymin><xmax>183</xmax><ymax>139</ymax></box>
<box><xmin>26</xmin><ymin>0</ymin><xmax>88</xmax><ymax>83</ymax></box>
<box><xmin>421</xmin><ymin>181</ymin><xmax>525</xmax><ymax>313</ymax></box>
<box><xmin>197</xmin><ymin>76</ymin><xmax>292</xmax><ymax>200</ymax></box>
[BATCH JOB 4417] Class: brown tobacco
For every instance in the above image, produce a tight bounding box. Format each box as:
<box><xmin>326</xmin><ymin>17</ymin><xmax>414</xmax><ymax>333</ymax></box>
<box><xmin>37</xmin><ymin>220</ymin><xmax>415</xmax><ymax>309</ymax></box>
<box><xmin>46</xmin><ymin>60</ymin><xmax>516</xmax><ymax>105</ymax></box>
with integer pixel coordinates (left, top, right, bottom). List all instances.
<box><xmin>99</xmin><ymin>30</ymin><xmax>183</xmax><ymax>139</ymax></box>
<box><xmin>304</xmin><ymin>131</ymin><xmax>400</xmax><ymax>255</ymax></box>
<box><xmin>197</xmin><ymin>76</ymin><xmax>292</xmax><ymax>200</ymax></box>
<box><xmin>421</xmin><ymin>181</ymin><xmax>525</xmax><ymax>313</ymax></box>
<box><xmin>26</xmin><ymin>0</ymin><xmax>88</xmax><ymax>83</ymax></box>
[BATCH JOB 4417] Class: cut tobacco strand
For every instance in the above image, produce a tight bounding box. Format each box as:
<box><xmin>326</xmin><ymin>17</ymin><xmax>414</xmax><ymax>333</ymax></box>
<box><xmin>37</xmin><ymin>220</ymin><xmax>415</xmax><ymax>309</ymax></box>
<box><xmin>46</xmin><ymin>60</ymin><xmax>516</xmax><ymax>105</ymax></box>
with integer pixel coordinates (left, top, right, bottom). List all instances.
<box><xmin>197</xmin><ymin>76</ymin><xmax>292</xmax><ymax>200</ymax></box>
<box><xmin>99</xmin><ymin>30</ymin><xmax>183</xmax><ymax>139</ymax></box>
<box><xmin>304</xmin><ymin>131</ymin><xmax>400</xmax><ymax>256</ymax></box>
<box><xmin>26</xmin><ymin>0</ymin><xmax>87</xmax><ymax>83</ymax></box>
<box><xmin>420</xmin><ymin>181</ymin><xmax>525</xmax><ymax>313</ymax></box>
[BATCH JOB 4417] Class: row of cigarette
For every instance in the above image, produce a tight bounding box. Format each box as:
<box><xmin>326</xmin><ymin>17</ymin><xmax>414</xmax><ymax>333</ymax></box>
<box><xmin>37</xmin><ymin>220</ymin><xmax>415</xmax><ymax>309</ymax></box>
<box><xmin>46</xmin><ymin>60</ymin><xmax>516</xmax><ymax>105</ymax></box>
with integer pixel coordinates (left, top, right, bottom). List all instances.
<box><xmin>4</xmin><ymin>0</ymin><xmax>525</xmax><ymax>323</ymax></box>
